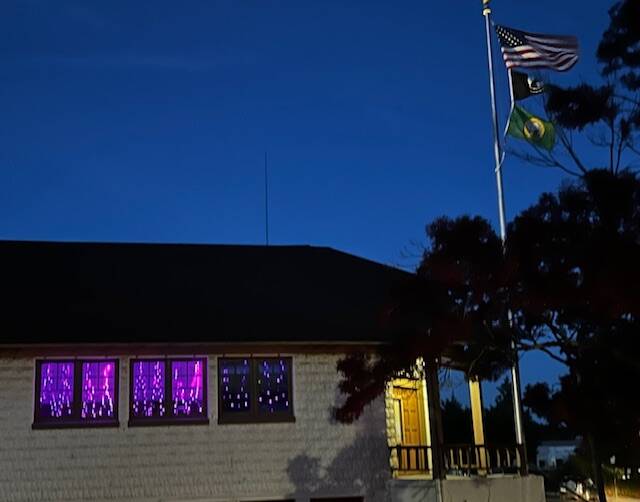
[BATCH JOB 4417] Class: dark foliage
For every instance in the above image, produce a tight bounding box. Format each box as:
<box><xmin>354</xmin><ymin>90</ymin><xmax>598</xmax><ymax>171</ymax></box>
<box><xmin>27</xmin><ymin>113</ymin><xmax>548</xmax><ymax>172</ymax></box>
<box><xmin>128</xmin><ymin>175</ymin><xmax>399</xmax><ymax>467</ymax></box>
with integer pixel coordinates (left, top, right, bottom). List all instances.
<box><xmin>506</xmin><ymin>171</ymin><xmax>640</xmax><ymax>486</ymax></box>
<box><xmin>597</xmin><ymin>0</ymin><xmax>640</xmax><ymax>86</ymax></box>
<box><xmin>335</xmin><ymin>349</ymin><xmax>418</xmax><ymax>423</ymax></box>
<box><xmin>335</xmin><ymin>170</ymin><xmax>640</xmax><ymax>500</ymax></box>
<box><xmin>524</xmin><ymin>371</ymin><xmax>640</xmax><ymax>471</ymax></box>
<box><xmin>512</xmin><ymin>0</ymin><xmax>640</xmax><ymax>177</ymax></box>
<box><xmin>334</xmin><ymin>216</ymin><xmax>513</xmax><ymax>423</ymax></box>
<box><xmin>418</xmin><ymin>216</ymin><xmax>514</xmax><ymax>378</ymax></box>
<box><xmin>546</xmin><ymin>84</ymin><xmax>616</xmax><ymax>130</ymax></box>
<box><xmin>483</xmin><ymin>379</ymin><xmax>517</xmax><ymax>446</ymax></box>
<box><xmin>439</xmin><ymin>378</ymin><xmax>570</xmax><ymax>457</ymax></box>
<box><xmin>507</xmin><ymin>170</ymin><xmax>640</xmax><ymax>348</ymax></box>
<box><xmin>441</xmin><ymin>395</ymin><xmax>473</xmax><ymax>444</ymax></box>
<box><xmin>336</xmin><ymin>4</ymin><xmax>640</xmax><ymax>499</ymax></box>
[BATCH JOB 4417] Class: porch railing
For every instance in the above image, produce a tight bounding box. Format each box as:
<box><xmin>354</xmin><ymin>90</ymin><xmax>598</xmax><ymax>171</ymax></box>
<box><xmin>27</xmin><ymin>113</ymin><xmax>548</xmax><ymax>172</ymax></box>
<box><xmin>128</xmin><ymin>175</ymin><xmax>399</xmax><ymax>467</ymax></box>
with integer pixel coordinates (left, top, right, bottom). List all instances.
<box><xmin>391</xmin><ymin>443</ymin><xmax>525</xmax><ymax>477</ymax></box>
<box><xmin>392</xmin><ymin>445</ymin><xmax>432</xmax><ymax>473</ymax></box>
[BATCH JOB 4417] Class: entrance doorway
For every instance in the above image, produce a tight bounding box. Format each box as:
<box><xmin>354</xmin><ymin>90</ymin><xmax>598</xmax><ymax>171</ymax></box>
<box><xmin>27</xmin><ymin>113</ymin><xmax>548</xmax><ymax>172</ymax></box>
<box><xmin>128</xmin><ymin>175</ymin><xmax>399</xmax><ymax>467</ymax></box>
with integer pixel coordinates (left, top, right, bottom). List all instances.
<box><xmin>391</xmin><ymin>379</ymin><xmax>429</xmax><ymax>473</ymax></box>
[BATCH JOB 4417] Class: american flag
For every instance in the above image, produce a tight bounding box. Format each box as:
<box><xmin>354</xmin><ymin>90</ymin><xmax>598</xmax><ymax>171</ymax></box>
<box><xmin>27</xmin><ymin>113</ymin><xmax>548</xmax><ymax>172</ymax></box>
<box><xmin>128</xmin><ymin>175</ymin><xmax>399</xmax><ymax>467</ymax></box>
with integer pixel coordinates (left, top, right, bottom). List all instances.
<box><xmin>495</xmin><ymin>25</ymin><xmax>579</xmax><ymax>72</ymax></box>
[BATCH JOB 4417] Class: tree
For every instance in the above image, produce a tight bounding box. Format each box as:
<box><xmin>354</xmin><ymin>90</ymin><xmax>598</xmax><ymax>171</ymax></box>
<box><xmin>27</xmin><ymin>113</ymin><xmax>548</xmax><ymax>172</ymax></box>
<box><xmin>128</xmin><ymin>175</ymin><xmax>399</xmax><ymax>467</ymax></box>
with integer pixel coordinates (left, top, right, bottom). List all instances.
<box><xmin>508</xmin><ymin>4</ymin><xmax>640</xmax><ymax>498</ymax></box>
<box><xmin>334</xmin><ymin>215</ymin><xmax>514</xmax><ymax>423</ymax></box>
<box><xmin>335</xmin><ymin>4</ymin><xmax>640</xmax><ymax>501</ymax></box>
<box><xmin>440</xmin><ymin>393</ymin><xmax>473</xmax><ymax>445</ymax></box>
<box><xmin>483</xmin><ymin>378</ymin><xmax>570</xmax><ymax>461</ymax></box>
<box><xmin>507</xmin><ymin>170</ymin><xmax>640</xmax><ymax>501</ymax></box>
<box><xmin>510</xmin><ymin>0</ymin><xmax>640</xmax><ymax>177</ymax></box>
<box><xmin>336</xmin><ymin>171</ymin><xmax>640</xmax><ymax>501</ymax></box>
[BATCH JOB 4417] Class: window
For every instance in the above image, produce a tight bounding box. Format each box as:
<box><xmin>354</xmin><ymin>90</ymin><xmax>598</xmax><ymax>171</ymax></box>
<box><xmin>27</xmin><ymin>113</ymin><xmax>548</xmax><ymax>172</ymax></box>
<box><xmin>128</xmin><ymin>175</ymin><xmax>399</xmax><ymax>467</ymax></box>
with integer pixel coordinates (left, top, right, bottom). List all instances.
<box><xmin>218</xmin><ymin>357</ymin><xmax>294</xmax><ymax>423</ymax></box>
<box><xmin>34</xmin><ymin>359</ymin><xmax>119</xmax><ymax>428</ymax></box>
<box><xmin>393</xmin><ymin>398</ymin><xmax>403</xmax><ymax>443</ymax></box>
<box><xmin>129</xmin><ymin>358</ymin><xmax>208</xmax><ymax>425</ymax></box>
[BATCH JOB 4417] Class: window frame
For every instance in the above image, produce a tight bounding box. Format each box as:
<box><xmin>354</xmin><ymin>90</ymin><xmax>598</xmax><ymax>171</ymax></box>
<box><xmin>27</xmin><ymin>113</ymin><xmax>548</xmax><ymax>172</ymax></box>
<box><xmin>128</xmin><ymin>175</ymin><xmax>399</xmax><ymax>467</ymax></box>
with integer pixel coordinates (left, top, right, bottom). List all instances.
<box><xmin>218</xmin><ymin>357</ymin><xmax>295</xmax><ymax>424</ymax></box>
<box><xmin>128</xmin><ymin>357</ymin><xmax>209</xmax><ymax>427</ymax></box>
<box><xmin>32</xmin><ymin>358</ymin><xmax>120</xmax><ymax>430</ymax></box>
<box><xmin>310</xmin><ymin>498</ymin><xmax>364</xmax><ymax>502</ymax></box>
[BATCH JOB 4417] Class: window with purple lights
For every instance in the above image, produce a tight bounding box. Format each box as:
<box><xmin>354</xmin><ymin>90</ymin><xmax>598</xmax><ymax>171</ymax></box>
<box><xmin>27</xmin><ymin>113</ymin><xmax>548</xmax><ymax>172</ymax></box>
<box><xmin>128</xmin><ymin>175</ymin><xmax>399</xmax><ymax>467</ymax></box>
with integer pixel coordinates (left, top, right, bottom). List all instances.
<box><xmin>129</xmin><ymin>358</ymin><xmax>208</xmax><ymax>426</ymax></box>
<box><xmin>218</xmin><ymin>357</ymin><xmax>294</xmax><ymax>424</ymax></box>
<box><xmin>33</xmin><ymin>359</ymin><xmax>119</xmax><ymax>428</ymax></box>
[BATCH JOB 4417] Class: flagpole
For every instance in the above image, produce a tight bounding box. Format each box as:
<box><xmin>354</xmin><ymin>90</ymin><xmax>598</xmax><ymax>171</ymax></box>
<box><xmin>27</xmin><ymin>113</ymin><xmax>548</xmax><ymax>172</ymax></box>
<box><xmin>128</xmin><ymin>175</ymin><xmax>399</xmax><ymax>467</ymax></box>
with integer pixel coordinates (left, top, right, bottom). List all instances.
<box><xmin>264</xmin><ymin>151</ymin><xmax>270</xmax><ymax>246</ymax></box>
<box><xmin>482</xmin><ymin>0</ymin><xmax>507</xmax><ymax>239</ymax></box>
<box><xmin>481</xmin><ymin>0</ymin><xmax>528</xmax><ymax>474</ymax></box>
<box><xmin>505</xmin><ymin>69</ymin><xmax>515</xmax><ymax>137</ymax></box>
<box><xmin>507</xmin><ymin>69</ymin><xmax>515</xmax><ymax>111</ymax></box>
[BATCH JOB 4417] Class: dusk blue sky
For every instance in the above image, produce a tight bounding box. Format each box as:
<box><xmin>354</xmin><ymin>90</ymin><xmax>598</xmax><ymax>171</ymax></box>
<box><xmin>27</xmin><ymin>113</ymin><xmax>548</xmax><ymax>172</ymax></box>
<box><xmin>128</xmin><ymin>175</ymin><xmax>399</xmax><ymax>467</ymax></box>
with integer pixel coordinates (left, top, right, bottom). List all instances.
<box><xmin>0</xmin><ymin>1</ymin><xmax>612</xmax><ymax>398</ymax></box>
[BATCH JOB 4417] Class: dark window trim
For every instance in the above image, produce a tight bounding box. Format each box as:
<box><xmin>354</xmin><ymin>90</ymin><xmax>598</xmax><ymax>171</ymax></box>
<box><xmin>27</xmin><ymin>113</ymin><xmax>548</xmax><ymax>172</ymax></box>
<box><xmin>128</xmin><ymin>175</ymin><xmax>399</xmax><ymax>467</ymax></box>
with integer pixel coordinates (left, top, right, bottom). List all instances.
<box><xmin>217</xmin><ymin>357</ymin><xmax>295</xmax><ymax>424</ymax></box>
<box><xmin>128</xmin><ymin>357</ymin><xmax>209</xmax><ymax>427</ymax></box>
<box><xmin>32</xmin><ymin>421</ymin><xmax>120</xmax><ymax>430</ymax></box>
<box><xmin>32</xmin><ymin>358</ymin><xmax>120</xmax><ymax>429</ymax></box>
<box><xmin>310</xmin><ymin>498</ymin><xmax>364</xmax><ymax>502</ymax></box>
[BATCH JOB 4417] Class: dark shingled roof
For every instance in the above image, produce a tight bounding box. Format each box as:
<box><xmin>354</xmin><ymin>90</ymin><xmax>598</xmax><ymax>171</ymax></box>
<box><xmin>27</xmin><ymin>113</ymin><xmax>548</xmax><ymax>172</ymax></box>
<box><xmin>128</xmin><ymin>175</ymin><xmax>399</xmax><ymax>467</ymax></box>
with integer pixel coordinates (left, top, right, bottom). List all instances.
<box><xmin>0</xmin><ymin>240</ymin><xmax>412</xmax><ymax>345</ymax></box>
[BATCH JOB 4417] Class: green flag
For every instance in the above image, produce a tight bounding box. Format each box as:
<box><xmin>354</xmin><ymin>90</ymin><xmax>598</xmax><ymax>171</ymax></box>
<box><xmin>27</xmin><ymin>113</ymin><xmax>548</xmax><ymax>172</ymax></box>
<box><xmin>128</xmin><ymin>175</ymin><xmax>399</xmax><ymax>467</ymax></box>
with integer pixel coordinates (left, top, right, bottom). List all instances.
<box><xmin>507</xmin><ymin>105</ymin><xmax>555</xmax><ymax>150</ymax></box>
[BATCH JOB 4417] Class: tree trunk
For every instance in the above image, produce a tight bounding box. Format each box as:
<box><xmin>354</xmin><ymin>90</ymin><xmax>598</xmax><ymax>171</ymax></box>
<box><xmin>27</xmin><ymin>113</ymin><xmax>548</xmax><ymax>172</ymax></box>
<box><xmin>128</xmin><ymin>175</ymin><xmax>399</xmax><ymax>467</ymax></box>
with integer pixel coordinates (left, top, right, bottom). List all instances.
<box><xmin>588</xmin><ymin>433</ymin><xmax>607</xmax><ymax>502</ymax></box>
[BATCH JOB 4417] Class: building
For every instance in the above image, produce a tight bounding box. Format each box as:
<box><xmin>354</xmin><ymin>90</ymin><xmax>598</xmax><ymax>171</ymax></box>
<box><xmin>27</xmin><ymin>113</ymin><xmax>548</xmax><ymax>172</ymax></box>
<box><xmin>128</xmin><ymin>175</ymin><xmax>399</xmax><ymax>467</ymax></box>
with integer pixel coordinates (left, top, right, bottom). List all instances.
<box><xmin>0</xmin><ymin>240</ymin><xmax>545</xmax><ymax>502</ymax></box>
<box><xmin>536</xmin><ymin>439</ymin><xmax>581</xmax><ymax>470</ymax></box>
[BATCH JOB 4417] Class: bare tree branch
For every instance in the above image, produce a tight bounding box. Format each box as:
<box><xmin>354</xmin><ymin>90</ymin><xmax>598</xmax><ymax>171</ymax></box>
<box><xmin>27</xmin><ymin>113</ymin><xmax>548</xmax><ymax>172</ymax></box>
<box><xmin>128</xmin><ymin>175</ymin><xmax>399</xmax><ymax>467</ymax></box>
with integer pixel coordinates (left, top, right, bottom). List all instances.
<box><xmin>506</xmin><ymin>145</ymin><xmax>583</xmax><ymax>177</ymax></box>
<box><xmin>557</xmin><ymin>128</ymin><xmax>589</xmax><ymax>175</ymax></box>
<box><xmin>517</xmin><ymin>341</ymin><xmax>570</xmax><ymax>366</ymax></box>
<box><xmin>609</xmin><ymin>118</ymin><xmax>616</xmax><ymax>173</ymax></box>
<box><xmin>616</xmin><ymin>123</ymin><xmax>625</xmax><ymax>173</ymax></box>
<box><xmin>613</xmin><ymin>93</ymin><xmax>640</xmax><ymax>107</ymax></box>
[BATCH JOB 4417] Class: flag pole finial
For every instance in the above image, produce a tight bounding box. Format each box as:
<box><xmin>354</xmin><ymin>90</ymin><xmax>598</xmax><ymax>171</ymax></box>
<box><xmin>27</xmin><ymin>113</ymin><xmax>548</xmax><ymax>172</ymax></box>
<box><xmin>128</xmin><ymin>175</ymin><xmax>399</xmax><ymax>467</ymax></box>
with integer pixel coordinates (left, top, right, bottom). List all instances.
<box><xmin>482</xmin><ymin>0</ymin><xmax>491</xmax><ymax>16</ymax></box>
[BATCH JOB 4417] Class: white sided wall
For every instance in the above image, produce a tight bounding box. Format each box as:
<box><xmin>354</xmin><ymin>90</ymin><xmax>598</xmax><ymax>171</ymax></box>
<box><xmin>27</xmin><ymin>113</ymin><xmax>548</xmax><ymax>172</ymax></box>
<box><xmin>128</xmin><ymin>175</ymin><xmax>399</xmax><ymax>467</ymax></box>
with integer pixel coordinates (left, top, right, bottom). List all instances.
<box><xmin>0</xmin><ymin>353</ymin><xmax>390</xmax><ymax>502</ymax></box>
<box><xmin>388</xmin><ymin>476</ymin><xmax>547</xmax><ymax>502</ymax></box>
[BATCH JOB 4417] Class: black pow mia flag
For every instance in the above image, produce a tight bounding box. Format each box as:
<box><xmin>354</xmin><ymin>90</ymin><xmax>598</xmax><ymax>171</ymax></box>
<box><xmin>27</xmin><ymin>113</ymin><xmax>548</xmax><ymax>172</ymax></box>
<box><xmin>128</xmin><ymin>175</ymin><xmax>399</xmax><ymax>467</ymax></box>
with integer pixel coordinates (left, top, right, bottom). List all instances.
<box><xmin>511</xmin><ymin>71</ymin><xmax>545</xmax><ymax>101</ymax></box>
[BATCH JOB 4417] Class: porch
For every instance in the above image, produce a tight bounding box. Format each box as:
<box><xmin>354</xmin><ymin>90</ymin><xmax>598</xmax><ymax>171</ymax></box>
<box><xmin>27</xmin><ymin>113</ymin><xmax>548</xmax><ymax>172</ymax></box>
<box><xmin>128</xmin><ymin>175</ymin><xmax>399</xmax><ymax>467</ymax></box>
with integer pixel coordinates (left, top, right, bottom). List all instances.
<box><xmin>385</xmin><ymin>361</ymin><xmax>545</xmax><ymax>502</ymax></box>
<box><xmin>391</xmin><ymin>443</ymin><xmax>525</xmax><ymax>476</ymax></box>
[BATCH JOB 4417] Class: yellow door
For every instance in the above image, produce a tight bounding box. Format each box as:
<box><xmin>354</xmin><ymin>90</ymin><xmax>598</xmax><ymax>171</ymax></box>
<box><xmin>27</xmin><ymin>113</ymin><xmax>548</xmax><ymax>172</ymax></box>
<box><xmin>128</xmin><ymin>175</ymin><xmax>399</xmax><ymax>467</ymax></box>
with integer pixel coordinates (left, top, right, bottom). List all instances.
<box><xmin>398</xmin><ymin>388</ymin><xmax>421</xmax><ymax>445</ymax></box>
<box><xmin>392</xmin><ymin>382</ymin><xmax>426</xmax><ymax>471</ymax></box>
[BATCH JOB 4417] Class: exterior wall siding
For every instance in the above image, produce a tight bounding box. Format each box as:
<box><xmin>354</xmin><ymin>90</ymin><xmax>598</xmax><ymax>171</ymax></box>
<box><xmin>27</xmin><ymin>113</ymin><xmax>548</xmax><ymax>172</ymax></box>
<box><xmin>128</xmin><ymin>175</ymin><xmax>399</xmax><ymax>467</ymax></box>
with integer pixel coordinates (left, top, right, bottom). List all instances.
<box><xmin>384</xmin><ymin>383</ymin><xmax>399</xmax><ymax>471</ymax></box>
<box><xmin>0</xmin><ymin>354</ymin><xmax>390</xmax><ymax>502</ymax></box>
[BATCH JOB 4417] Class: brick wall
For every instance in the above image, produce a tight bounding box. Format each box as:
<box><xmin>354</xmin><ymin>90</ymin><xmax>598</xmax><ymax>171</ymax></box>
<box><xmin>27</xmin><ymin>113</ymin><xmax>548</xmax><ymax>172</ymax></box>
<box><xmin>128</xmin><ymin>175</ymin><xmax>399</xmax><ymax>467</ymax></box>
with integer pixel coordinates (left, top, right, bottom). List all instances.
<box><xmin>0</xmin><ymin>354</ymin><xmax>390</xmax><ymax>502</ymax></box>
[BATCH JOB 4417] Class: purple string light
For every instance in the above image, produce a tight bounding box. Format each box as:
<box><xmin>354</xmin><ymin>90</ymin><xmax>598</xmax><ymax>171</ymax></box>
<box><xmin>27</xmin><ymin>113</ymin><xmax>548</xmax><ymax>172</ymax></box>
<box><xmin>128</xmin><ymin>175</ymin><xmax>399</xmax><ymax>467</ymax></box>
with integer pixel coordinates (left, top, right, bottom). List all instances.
<box><xmin>39</xmin><ymin>362</ymin><xmax>74</xmax><ymax>419</ymax></box>
<box><xmin>81</xmin><ymin>362</ymin><xmax>115</xmax><ymax>420</ymax></box>
<box><xmin>220</xmin><ymin>359</ymin><xmax>250</xmax><ymax>412</ymax></box>
<box><xmin>172</xmin><ymin>359</ymin><xmax>205</xmax><ymax>417</ymax></box>
<box><xmin>132</xmin><ymin>360</ymin><xmax>166</xmax><ymax>418</ymax></box>
<box><xmin>257</xmin><ymin>359</ymin><xmax>290</xmax><ymax>413</ymax></box>
<box><xmin>38</xmin><ymin>360</ymin><xmax>116</xmax><ymax>422</ymax></box>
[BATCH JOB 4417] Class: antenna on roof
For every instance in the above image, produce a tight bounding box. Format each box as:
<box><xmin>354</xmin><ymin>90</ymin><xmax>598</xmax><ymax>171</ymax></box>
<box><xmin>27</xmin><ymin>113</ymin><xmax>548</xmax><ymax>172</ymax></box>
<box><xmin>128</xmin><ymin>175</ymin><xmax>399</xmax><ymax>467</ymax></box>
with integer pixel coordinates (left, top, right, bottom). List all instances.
<box><xmin>264</xmin><ymin>151</ymin><xmax>270</xmax><ymax>246</ymax></box>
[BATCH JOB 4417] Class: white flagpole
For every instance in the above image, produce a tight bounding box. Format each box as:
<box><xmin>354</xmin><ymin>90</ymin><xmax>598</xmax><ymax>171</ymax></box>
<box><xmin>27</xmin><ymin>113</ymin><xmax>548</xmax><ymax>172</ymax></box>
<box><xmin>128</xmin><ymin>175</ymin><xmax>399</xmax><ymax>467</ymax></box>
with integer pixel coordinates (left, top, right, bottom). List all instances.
<box><xmin>264</xmin><ymin>151</ymin><xmax>270</xmax><ymax>246</ymax></box>
<box><xmin>505</xmin><ymin>69</ymin><xmax>516</xmax><ymax>137</ymax></box>
<box><xmin>482</xmin><ymin>0</ymin><xmax>507</xmax><ymax>240</ymax></box>
<box><xmin>481</xmin><ymin>0</ymin><xmax>528</xmax><ymax>473</ymax></box>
